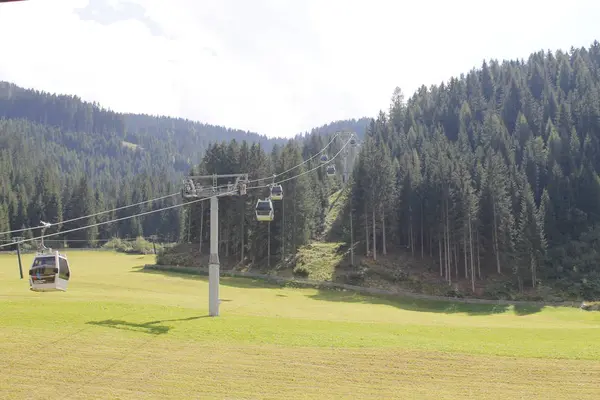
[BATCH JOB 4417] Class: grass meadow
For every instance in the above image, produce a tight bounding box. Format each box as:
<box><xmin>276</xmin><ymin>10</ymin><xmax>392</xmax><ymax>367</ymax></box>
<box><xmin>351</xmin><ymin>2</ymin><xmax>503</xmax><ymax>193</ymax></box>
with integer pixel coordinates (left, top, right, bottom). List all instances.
<box><xmin>1</xmin><ymin>251</ymin><xmax>599</xmax><ymax>399</ymax></box>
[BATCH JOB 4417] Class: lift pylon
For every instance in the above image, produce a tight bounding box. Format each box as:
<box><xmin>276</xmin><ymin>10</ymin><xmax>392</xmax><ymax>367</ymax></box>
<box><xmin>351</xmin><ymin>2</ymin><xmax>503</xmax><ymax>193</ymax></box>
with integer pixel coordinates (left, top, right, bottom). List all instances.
<box><xmin>181</xmin><ymin>173</ymin><xmax>249</xmax><ymax>317</ymax></box>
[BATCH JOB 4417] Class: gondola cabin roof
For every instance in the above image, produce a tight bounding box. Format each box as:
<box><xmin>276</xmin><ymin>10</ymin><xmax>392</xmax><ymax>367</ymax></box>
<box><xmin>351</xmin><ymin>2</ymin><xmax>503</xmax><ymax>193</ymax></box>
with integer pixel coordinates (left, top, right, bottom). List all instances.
<box><xmin>32</xmin><ymin>250</ymin><xmax>68</xmax><ymax>260</ymax></box>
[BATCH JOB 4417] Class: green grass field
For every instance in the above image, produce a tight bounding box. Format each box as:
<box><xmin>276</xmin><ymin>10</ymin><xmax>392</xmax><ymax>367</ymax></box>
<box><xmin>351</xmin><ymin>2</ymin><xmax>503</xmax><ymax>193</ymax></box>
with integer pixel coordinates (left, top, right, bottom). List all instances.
<box><xmin>1</xmin><ymin>251</ymin><xmax>600</xmax><ymax>399</ymax></box>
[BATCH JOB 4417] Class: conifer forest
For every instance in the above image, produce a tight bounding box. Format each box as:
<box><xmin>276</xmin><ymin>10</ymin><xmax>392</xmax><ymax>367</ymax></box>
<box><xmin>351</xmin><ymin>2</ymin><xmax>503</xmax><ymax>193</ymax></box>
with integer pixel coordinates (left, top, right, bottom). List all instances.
<box><xmin>4</xmin><ymin>42</ymin><xmax>600</xmax><ymax>299</ymax></box>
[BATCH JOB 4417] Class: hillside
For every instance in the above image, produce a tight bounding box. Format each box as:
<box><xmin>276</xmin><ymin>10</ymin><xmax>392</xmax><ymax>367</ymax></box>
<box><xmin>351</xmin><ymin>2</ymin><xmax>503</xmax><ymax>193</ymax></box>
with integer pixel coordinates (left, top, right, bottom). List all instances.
<box><xmin>159</xmin><ymin>41</ymin><xmax>600</xmax><ymax>301</ymax></box>
<box><xmin>337</xmin><ymin>42</ymin><xmax>600</xmax><ymax>300</ymax></box>
<box><xmin>295</xmin><ymin>118</ymin><xmax>370</xmax><ymax>140</ymax></box>
<box><xmin>0</xmin><ymin>81</ymin><xmax>368</xmax><ymax>244</ymax></box>
<box><xmin>0</xmin><ymin>80</ymin><xmax>285</xmax><ymax>174</ymax></box>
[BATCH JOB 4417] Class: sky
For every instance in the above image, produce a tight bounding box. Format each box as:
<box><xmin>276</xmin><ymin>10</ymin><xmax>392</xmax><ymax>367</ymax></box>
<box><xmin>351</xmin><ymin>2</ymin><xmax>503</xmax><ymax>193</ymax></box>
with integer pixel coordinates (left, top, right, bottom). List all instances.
<box><xmin>1</xmin><ymin>0</ymin><xmax>600</xmax><ymax>138</ymax></box>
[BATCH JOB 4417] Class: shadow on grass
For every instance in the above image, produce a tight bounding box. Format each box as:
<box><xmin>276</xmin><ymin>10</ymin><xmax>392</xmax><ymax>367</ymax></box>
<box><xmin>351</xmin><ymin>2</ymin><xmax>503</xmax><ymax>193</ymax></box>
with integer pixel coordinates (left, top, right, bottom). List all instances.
<box><xmin>513</xmin><ymin>303</ymin><xmax>544</xmax><ymax>316</ymax></box>
<box><xmin>86</xmin><ymin>315</ymin><xmax>210</xmax><ymax>335</ymax></box>
<box><xmin>308</xmin><ymin>290</ymin><xmax>512</xmax><ymax>316</ymax></box>
<box><xmin>134</xmin><ymin>267</ymin><xmax>284</xmax><ymax>290</ymax></box>
<box><xmin>134</xmin><ymin>266</ymin><xmax>546</xmax><ymax>317</ymax></box>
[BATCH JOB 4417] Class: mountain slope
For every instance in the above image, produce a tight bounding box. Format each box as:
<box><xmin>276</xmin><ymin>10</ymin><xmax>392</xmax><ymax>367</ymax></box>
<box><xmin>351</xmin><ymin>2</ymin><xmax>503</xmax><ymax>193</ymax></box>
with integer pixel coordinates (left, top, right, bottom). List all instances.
<box><xmin>159</xmin><ymin>40</ymin><xmax>600</xmax><ymax>301</ymax></box>
<box><xmin>0</xmin><ymin>81</ymin><xmax>288</xmax><ymax>174</ymax></box>
<box><xmin>337</xmin><ymin>41</ymin><xmax>600</xmax><ymax>298</ymax></box>
<box><xmin>0</xmin><ymin>80</ymin><xmax>368</xmax><ymax>243</ymax></box>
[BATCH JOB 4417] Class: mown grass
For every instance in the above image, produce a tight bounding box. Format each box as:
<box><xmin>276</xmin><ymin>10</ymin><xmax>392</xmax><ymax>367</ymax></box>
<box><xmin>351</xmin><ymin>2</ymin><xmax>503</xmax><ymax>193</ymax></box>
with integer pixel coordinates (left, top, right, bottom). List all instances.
<box><xmin>1</xmin><ymin>251</ymin><xmax>600</xmax><ymax>399</ymax></box>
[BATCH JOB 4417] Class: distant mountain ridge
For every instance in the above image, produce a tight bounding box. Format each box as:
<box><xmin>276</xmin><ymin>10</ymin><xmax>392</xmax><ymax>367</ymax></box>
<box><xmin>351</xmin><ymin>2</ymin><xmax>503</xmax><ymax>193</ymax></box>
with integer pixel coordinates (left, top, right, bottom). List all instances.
<box><xmin>0</xmin><ymin>80</ymin><xmax>369</xmax><ymax>241</ymax></box>
<box><xmin>0</xmin><ymin>81</ymin><xmax>369</xmax><ymax>166</ymax></box>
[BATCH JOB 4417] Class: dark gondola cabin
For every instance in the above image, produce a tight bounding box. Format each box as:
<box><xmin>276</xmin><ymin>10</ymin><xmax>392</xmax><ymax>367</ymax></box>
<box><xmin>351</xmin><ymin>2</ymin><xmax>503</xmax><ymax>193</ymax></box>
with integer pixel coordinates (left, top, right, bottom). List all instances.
<box><xmin>270</xmin><ymin>185</ymin><xmax>283</xmax><ymax>200</ymax></box>
<box><xmin>320</xmin><ymin>154</ymin><xmax>329</xmax><ymax>163</ymax></box>
<box><xmin>29</xmin><ymin>251</ymin><xmax>70</xmax><ymax>292</ymax></box>
<box><xmin>255</xmin><ymin>199</ymin><xmax>274</xmax><ymax>222</ymax></box>
<box><xmin>326</xmin><ymin>165</ymin><xmax>336</xmax><ymax>176</ymax></box>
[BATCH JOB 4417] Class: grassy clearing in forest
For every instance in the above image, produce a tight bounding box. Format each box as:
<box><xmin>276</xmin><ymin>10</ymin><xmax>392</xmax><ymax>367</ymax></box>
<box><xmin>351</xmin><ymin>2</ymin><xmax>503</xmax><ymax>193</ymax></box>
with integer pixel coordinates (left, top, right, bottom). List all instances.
<box><xmin>292</xmin><ymin>242</ymin><xmax>345</xmax><ymax>280</ymax></box>
<box><xmin>1</xmin><ymin>251</ymin><xmax>600</xmax><ymax>399</ymax></box>
<box><xmin>324</xmin><ymin>188</ymin><xmax>346</xmax><ymax>231</ymax></box>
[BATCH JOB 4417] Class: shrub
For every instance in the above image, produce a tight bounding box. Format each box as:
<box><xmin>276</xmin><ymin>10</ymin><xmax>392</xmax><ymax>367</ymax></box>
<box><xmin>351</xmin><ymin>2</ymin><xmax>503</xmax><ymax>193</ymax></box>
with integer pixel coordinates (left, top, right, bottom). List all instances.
<box><xmin>103</xmin><ymin>237</ymin><xmax>161</xmax><ymax>255</ymax></box>
<box><xmin>344</xmin><ymin>264</ymin><xmax>367</xmax><ymax>286</ymax></box>
<box><xmin>483</xmin><ymin>280</ymin><xmax>515</xmax><ymax>300</ymax></box>
<box><xmin>293</xmin><ymin>266</ymin><xmax>309</xmax><ymax>278</ymax></box>
<box><xmin>391</xmin><ymin>268</ymin><xmax>409</xmax><ymax>282</ymax></box>
<box><xmin>445</xmin><ymin>287</ymin><xmax>465</xmax><ymax>298</ymax></box>
<box><xmin>103</xmin><ymin>238</ymin><xmax>130</xmax><ymax>252</ymax></box>
<box><xmin>130</xmin><ymin>237</ymin><xmax>156</xmax><ymax>254</ymax></box>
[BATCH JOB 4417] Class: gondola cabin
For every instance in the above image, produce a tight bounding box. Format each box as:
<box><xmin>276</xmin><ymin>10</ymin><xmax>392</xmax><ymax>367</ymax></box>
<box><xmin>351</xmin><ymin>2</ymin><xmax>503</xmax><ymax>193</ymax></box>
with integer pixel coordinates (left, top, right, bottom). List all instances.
<box><xmin>326</xmin><ymin>165</ymin><xmax>336</xmax><ymax>176</ymax></box>
<box><xmin>320</xmin><ymin>154</ymin><xmax>329</xmax><ymax>163</ymax></box>
<box><xmin>255</xmin><ymin>199</ymin><xmax>274</xmax><ymax>222</ymax></box>
<box><xmin>350</xmin><ymin>138</ymin><xmax>356</xmax><ymax>146</ymax></box>
<box><xmin>29</xmin><ymin>251</ymin><xmax>70</xmax><ymax>292</ymax></box>
<box><xmin>270</xmin><ymin>185</ymin><xmax>283</xmax><ymax>200</ymax></box>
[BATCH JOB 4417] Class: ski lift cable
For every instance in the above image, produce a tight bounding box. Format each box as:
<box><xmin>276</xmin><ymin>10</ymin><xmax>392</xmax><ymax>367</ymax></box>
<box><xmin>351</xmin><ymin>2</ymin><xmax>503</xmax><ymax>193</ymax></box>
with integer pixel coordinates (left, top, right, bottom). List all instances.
<box><xmin>0</xmin><ymin>191</ymin><xmax>234</xmax><ymax>249</ymax></box>
<box><xmin>1</xmin><ymin>137</ymin><xmax>353</xmax><ymax>248</ymax></box>
<box><xmin>0</xmin><ymin>237</ymin><xmax>164</xmax><ymax>243</ymax></box>
<box><xmin>275</xmin><ymin>136</ymin><xmax>349</xmax><ymax>185</ymax></box>
<box><xmin>0</xmin><ymin>191</ymin><xmax>185</xmax><ymax>237</ymax></box>
<box><xmin>184</xmin><ymin>132</ymin><xmax>342</xmax><ymax>190</ymax></box>
<box><xmin>249</xmin><ymin>135</ymin><xmax>352</xmax><ymax>190</ymax></box>
<box><xmin>184</xmin><ymin>131</ymin><xmax>343</xmax><ymax>191</ymax></box>
<box><xmin>245</xmin><ymin>132</ymin><xmax>341</xmax><ymax>185</ymax></box>
<box><xmin>0</xmin><ymin>178</ymin><xmax>239</xmax><ymax>237</ymax></box>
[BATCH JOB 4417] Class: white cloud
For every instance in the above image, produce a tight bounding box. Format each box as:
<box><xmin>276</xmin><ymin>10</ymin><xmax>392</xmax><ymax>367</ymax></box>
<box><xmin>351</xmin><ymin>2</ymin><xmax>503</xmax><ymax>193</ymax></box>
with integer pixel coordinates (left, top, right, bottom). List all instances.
<box><xmin>1</xmin><ymin>0</ymin><xmax>599</xmax><ymax>137</ymax></box>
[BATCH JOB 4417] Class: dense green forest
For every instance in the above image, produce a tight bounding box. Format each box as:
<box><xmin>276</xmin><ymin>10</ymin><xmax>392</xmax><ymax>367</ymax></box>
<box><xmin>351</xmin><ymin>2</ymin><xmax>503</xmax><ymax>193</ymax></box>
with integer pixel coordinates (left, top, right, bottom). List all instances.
<box><xmin>178</xmin><ymin>41</ymin><xmax>600</xmax><ymax>299</ymax></box>
<box><xmin>0</xmin><ymin>80</ymin><xmax>368</xmax><ymax>246</ymax></box>
<box><xmin>7</xmin><ymin>39</ymin><xmax>600</xmax><ymax>299</ymax></box>
<box><xmin>180</xmin><ymin>133</ymin><xmax>350</xmax><ymax>262</ymax></box>
<box><xmin>350</xmin><ymin>42</ymin><xmax>600</xmax><ymax>298</ymax></box>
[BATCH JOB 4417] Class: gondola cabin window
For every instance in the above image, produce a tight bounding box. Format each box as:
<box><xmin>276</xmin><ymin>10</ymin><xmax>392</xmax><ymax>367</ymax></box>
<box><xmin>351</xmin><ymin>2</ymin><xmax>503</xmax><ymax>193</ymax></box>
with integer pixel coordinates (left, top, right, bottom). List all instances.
<box><xmin>59</xmin><ymin>257</ymin><xmax>70</xmax><ymax>280</ymax></box>
<box><xmin>30</xmin><ymin>256</ymin><xmax>57</xmax><ymax>284</ymax></box>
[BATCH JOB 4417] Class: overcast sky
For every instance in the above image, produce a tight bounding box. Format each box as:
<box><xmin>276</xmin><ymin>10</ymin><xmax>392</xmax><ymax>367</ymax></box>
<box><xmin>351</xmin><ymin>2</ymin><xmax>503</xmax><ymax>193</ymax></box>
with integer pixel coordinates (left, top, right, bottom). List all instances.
<box><xmin>1</xmin><ymin>0</ymin><xmax>599</xmax><ymax>138</ymax></box>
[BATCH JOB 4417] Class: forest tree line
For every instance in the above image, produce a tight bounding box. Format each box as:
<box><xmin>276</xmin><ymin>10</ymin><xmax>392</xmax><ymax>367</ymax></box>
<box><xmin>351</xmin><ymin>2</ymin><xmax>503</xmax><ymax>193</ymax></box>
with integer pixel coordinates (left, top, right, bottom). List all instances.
<box><xmin>0</xmin><ymin>122</ymin><xmax>183</xmax><ymax>245</ymax></box>
<box><xmin>6</xmin><ymin>40</ymin><xmax>600</xmax><ymax>298</ymax></box>
<box><xmin>182</xmin><ymin>133</ymin><xmax>347</xmax><ymax>265</ymax></box>
<box><xmin>0</xmin><ymin>81</ymin><xmax>367</xmax><ymax>247</ymax></box>
<box><xmin>342</xmin><ymin>42</ymin><xmax>600</xmax><ymax>297</ymax></box>
<box><xmin>186</xmin><ymin>42</ymin><xmax>600</xmax><ymax>298</ymax></box>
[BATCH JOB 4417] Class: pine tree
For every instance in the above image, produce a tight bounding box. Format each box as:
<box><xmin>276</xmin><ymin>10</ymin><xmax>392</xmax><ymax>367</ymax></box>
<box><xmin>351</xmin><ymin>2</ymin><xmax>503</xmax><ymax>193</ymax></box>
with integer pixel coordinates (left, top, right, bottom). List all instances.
<box><xmin>63</xmin><ymin>176</ymin><xmax>97</xmax><ymax>247</ymax></box>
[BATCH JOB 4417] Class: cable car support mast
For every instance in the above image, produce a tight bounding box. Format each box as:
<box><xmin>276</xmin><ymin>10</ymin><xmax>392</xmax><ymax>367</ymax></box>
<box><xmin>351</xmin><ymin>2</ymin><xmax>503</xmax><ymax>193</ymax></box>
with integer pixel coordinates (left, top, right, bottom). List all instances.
<box><xmin>182</xmin><ymin>173</ymin><xmax>249</xmax><ymax>317</ymax></box>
